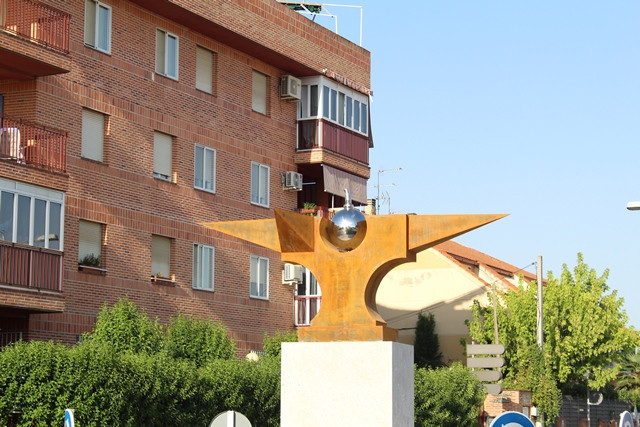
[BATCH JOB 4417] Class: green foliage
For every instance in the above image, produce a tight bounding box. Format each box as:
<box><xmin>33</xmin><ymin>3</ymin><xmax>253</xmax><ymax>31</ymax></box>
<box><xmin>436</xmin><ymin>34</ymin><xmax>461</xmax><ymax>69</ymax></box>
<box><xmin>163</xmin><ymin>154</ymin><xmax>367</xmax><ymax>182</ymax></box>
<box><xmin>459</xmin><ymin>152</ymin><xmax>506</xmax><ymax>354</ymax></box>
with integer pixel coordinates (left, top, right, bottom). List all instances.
<box><xmin>616</xmin><ymin>351</ymin><xmax>640</xmax><ymax>407</ymax></box>
<box><xmin>165</xmin><ymin>314</ymin><xmax>235</xmax><ymax>366</ymax></box>
<box><xmin>414</xmin><ymin>312</ymin><xmax>443</xmax><ymax>369</ymax></box>
<box><xmin>78</xmin><ymin>253</ymin><xmax>101</xmax><ymax>266</ymax></box>
<box><xmin>414</xmin><ymin>362</ymin><xmax>485</xmax><ymax>427</ymax></box>
<box><xmin>263</xmin><ymin>330</ymin><xmax>297</xmax><ymax>358</ymax></box>
<box><xmin>85</xmin><ymin>298</ymin><xmax>163</xmax><ymax>355</ymax></box>
<box><xmin>468</xmin><ymin>254</ymin><xmax>639</xmax><ymax>419</ymax></box>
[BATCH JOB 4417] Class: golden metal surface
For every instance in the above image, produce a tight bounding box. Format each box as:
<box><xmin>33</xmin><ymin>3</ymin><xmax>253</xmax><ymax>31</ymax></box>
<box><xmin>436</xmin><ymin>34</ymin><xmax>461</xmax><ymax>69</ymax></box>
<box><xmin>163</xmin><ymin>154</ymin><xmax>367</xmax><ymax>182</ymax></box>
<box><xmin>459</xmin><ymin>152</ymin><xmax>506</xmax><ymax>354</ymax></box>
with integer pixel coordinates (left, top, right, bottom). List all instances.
<box><xmin>203</xmin><ymin>210</ymin><xmax>506</xmax><ymax>342</ymax></box>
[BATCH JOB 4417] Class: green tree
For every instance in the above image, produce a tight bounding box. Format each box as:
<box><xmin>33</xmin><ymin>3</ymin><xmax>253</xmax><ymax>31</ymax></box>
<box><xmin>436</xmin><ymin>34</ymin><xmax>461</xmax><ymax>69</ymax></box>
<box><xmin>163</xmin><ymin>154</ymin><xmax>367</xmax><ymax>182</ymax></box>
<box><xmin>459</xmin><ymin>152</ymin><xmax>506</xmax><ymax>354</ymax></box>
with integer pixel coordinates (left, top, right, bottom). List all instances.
<box><xmin>414</xmin><ymin>362</ymin><xmax>485</xmax><ymax>427</ymax></box>
<box><xmin>616</xmin><ymin>351</ymin><xmax>640</xmax><ymax>408</ymax></box>
<box><xmin>414</xmin><ymin>312</ymin><xmax>443</xmax><ymax>369</ymax></box>
<box><xmin>165</xmin><ymin>314</ymin><xmax>235</xmax><ymax>366</ymax></box>
<box><xmin>263</xmin><ymin>330</ymin><xmax>297</xmax><ymax>358</ymax></box>
<box><xmin>468</xmin><ymin>254</ymin><xmax>639</xmax><ymax>420</ymax></box>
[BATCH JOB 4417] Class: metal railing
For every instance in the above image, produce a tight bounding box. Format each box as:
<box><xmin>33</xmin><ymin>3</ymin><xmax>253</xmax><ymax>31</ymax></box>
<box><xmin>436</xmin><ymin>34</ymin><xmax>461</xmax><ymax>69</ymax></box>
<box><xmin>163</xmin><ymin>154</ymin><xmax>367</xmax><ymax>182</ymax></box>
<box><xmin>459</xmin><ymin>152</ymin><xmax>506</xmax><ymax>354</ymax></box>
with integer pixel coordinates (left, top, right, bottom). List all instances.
<box><xmin>0</xmin><ymin>114</ymin><xmax>67</xmax><ymax>174</ymax></box>
<box><xmin>297</xmin><ymin>119</ymin><xmax>369</xmax><ymax>164</ymax></box>
<box><xmin>295</xmin><ymin>295</ymin><xmax>321</xmax><ymax>326</ymax></box>
<box><xmin>0</xmin><ymin>240</ymin><xmax>62</xmax><ymax>292</ymax></box>
<box><xmin>0</xmin><ymin>331</ymin><xmax>22</xmax><ymax>347</ymax></box>
<box><xmin>0</xmin><ymin>0</ymin><xmax>70</xmax><ymax>54</ymax></box>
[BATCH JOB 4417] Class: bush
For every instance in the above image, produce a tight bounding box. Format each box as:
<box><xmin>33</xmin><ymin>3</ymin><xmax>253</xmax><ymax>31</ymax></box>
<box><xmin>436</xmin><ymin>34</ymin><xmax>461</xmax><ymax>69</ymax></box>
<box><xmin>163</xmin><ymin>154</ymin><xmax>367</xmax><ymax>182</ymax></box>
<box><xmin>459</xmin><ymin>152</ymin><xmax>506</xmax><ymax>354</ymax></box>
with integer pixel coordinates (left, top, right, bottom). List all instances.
<box><xmin>414</xmin><ymin>362</ymin><xmax>486</xmax><ymax>427</ymax></box>
<box><xmin>165</xmin><ymin>314</ymin><xmax>235</xmax><ymax>366</ymax></box>
<box><xmin>85</xmin><ymin>298</ymin><xmax>163</xmax><ymax>355</ymax></box>
<box><xmin>263</xmin><ymin>330</ymin><xmax>297</xmax><ymax>358</ymax></box>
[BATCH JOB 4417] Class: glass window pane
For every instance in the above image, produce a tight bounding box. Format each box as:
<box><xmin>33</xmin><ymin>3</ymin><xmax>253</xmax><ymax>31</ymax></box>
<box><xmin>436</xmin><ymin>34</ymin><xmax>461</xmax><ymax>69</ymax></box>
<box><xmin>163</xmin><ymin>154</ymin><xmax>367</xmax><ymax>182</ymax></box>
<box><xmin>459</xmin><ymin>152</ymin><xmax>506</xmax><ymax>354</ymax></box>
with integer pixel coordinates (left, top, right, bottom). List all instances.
<box><xmin>0</xmin><ymin>192</ymin><xmax>14</xmax><ymax>242</ymax></box>
<box><xmin>97</xmin><ymin>5</ymin><xmax>110</xmax><ymax>51</ymax></box>
<box><xmin>251</xmin><ymin>163</ymin><xmax>259</xmax><ymax>204</ymax></box>
<box><xmin>361</xmin><ymin>103</ymin><xmax>368</xmax><ymax>134</ymax></box>
<box><xmin>338</xmin><ymin>93</ymin><xmax>345</xmax><ymax>125</ymax></box>
<box><xmin>252</xmin><ymin>71</ymin><xmax>267</xmax><ymax>114</ymax></box>
<box><xmin>17</xmin><ymin>195</ymin><xmax>30</xmax><ymax>245</ymax></box>
<box><xmin>322</xmin><ymin>86</ymin><xmax>330</xmax><ymax>118</ymax></box>
<box><xmin>34</xmin><ymin>199</ymin><xmax>46</xmax><ymax>248</ymax></box>
<box><xmin>155</xmin><ymin>29</ymin><xmax>165</xmax><ymax>74</ymax></box>
<box><xmin>204</xmin><ymin>149</ymin><xmax>215</xmax><ymax>191</ymax></box>
<box><xmin>354</xmin><ymin>100</ymin><xmax>360</xmax><ymax>131</ymax></box>
<box><xmin>310</xmin><ymin>85</ymin><xmax>318</xmax><ymax>117</ymax></box>
<box><xmin>194</xmin><ymin>146</ymin><xmax>203</xmax><ymax>188</ymax></box>
<box><xmin>299</xmin><ymin>85</ymin><xmax>308</xmax><ymax>119</ymax></box>
<box><xmin>346</xmin><ymin>96</ymin><xmax>353</xmax><ymax>128</ymax></box>
<box><xmin>330</xmin><ymin>89</ymin><xmax>337</xmax><ymax>121</ymax></box>
<box><xmin>49</xmin><ymin>202</ymin><xmax>61</xmax><ymax>250</ymax></box>
<box><xmin>166</xmin><ymin>34</ymin><xmax>178</xmax><ymax>78</ymax></box>
<box><xmin>259</xmin><ymin>165</ymin><xmax>268</xmax><ymax>206</ymax></box>
<box><xmin>250</xmin><ymin>256</ymin><xmax>258</xmax><ymax>296</ymax></box>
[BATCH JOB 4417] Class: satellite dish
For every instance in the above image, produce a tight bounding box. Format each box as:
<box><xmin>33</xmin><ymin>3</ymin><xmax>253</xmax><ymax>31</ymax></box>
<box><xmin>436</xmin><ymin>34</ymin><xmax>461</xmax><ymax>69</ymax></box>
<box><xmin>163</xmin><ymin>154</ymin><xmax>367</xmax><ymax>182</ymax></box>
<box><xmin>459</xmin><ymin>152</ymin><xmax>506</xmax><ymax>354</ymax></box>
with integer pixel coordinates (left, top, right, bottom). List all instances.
<box><xmin>209</xmin><ymin>411</ymin><xmax>252</xmax><ymax>427</ymax></box>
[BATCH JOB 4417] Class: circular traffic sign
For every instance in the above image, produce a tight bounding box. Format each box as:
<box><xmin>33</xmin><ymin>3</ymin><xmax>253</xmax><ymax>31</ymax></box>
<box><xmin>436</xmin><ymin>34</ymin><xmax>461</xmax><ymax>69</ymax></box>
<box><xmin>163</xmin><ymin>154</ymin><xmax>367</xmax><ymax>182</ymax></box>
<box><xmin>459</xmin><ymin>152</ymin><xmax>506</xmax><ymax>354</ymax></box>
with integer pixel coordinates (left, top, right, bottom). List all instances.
<box><xmin>620</xmin><ymin>411</ymin><xmax>633</xmax><ymax>427</ymax></box>
<box><xmin>489</xmin><ymin>411</ymin><xmax>535</xmax><ymax>427</ymax></box>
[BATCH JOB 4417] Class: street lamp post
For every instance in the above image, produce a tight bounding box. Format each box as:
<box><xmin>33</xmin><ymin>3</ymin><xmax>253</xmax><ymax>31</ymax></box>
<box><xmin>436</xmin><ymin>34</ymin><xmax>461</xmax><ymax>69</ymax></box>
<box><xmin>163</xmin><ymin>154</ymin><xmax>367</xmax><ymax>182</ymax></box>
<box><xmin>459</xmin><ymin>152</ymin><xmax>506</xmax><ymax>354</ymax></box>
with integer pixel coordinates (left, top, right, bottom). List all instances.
<box><xmin>376</xmin><ymin>167</ymin><xmax>401</xmax><ymax>214</ymax></box>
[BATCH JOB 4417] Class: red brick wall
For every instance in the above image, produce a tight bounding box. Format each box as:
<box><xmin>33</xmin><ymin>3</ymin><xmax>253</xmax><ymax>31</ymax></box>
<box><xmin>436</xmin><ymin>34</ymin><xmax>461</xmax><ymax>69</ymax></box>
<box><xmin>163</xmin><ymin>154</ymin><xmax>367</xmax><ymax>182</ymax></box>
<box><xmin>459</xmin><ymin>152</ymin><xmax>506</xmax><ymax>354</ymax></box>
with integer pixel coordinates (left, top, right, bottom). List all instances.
<box><xmin>0</xmin><ymin>0</ymin><xmax>371</xmax><ymax>354</ymax></box>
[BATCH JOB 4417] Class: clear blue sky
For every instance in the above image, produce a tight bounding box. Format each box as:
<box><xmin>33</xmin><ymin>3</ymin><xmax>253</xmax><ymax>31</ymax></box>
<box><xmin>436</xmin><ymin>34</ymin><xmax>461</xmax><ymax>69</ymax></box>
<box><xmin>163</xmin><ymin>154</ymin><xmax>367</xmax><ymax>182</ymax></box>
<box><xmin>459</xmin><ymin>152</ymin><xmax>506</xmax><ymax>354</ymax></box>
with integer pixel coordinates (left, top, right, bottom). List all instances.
<box><xmin>308</xmin><ymin>1</ymin><xmax>640</xmax><ymax>329</ymax></box>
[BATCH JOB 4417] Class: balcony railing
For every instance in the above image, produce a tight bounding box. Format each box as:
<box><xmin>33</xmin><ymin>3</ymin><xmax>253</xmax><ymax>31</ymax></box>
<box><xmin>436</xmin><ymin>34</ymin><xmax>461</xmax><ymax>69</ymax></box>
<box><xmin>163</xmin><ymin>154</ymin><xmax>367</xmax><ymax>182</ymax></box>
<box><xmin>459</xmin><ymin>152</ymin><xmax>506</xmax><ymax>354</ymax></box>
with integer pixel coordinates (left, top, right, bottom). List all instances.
<box><xmin>0</xmin><ymin>240</ymin><xmax>62</xmax><ymax>292</ymax></box>
<box><xmin>0</xmin><ymin>331</ymin><xmax>22</xmax><ymax>347</ymax></box>
<box><xmin>297</xmin><ymin>119</ymin><xmax>369</xmax><ymax>164</ymax></box>
<box><xmin>295</xmin><ymin>295</ymin><xmax>321</xmax><ymax>327</ymax></box>
<box><xmin>0</xmin><ymin>115</ymin><xmax>67</xmax><ymax>174</ymax></box>
<box><xmin>0</xmin><ymin>0</ymin><xmax>70</xmax><ymax>54</ymax></box>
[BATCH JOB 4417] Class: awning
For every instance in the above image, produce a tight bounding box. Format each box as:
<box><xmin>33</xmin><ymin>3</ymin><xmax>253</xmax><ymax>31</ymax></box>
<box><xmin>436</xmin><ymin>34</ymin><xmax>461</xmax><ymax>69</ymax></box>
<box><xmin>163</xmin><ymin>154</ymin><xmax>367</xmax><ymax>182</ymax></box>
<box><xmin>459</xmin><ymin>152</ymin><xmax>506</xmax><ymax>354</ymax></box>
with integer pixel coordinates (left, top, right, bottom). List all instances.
<box><xmin>323</xmin><ymin>165</ymin><xmax>367</xmax><ymax>204</ymax></box>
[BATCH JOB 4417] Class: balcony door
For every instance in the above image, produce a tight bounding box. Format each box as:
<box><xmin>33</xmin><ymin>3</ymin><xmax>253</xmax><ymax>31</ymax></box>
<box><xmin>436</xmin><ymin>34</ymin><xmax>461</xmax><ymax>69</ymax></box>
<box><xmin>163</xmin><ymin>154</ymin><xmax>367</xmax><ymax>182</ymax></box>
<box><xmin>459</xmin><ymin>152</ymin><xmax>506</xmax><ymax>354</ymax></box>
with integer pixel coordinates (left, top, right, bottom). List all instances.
<box><xmin>295</xmin><ymin>268</ymin><xmax>322</xmax><ymax>326</ymax></box>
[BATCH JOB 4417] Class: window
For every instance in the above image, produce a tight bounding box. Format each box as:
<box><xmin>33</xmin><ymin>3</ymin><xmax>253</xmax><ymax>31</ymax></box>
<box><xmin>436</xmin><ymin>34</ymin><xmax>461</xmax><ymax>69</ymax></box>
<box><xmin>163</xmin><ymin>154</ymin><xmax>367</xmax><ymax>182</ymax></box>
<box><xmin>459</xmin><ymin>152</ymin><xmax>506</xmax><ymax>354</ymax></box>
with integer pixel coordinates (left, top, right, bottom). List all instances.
<box><xmin>250</xmin><ymin>255</ymin><xmax>268</xmax><ymax>299</ymax></box>
<box><xmin>252</xmin><ymin>70</ymin><xmax>268</xmax><ymax>115</ymax></box>
<box><xmin>153</xmin><ymin>131</ymin><xmax>172</xmax><ymax>181</ymax></box>
<box><xmin>84</xmin><ymin>0</ymin><xmax>111</xmax><ymax>53</ymax></box>
<box><xmin>193</xmin><ymin>244</ymin><xmax>214</xmax><ymax>291</ymax></box>
<box><xmin>0</xmin><ymin>179</ymin><xmax>64</xmax><ymax>250</ymax></box>
<box><xmin>196</xmin><ymin>46</ymin><xmax>214</xmax><ymax>94</ymax></box>
<box><xmin>81</xmin><ymin>108</ymin><xmax>104</xmax><ymax>162</ymax></box>
<box><xmin>250</xmin><ymin>162</ymin><xmax>269</xmax><ymax>207</ymax></box>
<box><xmin>194</xmin><ymin>145</ymin><xmax>215</xmax><ymax>192</ymax></box>
<box><xmin>151</xmin><ymin>235</ymin><xmax>171</xmax><ymax>278</ymax></box>
<box><xmin>156</xmin><ymin>29</ymin><xmax>179</xmax><ymax>79</ymax></box>
<box><xmin>79</xmin><ymin>220</ymin><xmax>102</xmax><ymax>265</ymax></box>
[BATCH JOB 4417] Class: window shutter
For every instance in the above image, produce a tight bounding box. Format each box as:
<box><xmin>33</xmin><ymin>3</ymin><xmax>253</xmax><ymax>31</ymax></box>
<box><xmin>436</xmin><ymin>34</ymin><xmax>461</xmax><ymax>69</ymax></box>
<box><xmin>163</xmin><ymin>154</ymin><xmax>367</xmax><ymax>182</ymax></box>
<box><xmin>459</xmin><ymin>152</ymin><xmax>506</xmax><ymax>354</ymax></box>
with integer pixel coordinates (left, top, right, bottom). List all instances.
<box><xmin>84</xmin><ymin>0</ymin><xmax>96</xmax><ymax>46</ymax></box>
<box><xmin>152</xmin><ymin>235</ymin><xmax>170</xmax><ymax>277</ymax></box>
<box><xmin>79</xmin><ymin>220</ymin><xmax>101</xmax><ymax>260</ymax></box>
<box><xmin>252</xmin><ymin>71</ymin><xmax>267</xmax><ymax>114</ymax></box>
<box><xmin>196</xmin><ymin>47</ymin><xmax>213</xmax><ymax>93</ymax></box>
<box><xmin>155</xmin><ymin>29</ymin><xmax>165</xmax><ymax>74</ymax></box>
<box><xmin>81</xmin><ymin>109</ymin><xmax>104</xmax><ymax>162</ymax></box>
<box><xmin>153</xmin><ymin>132</ymin><xmax>172</xmax><ymax>178</ymax></box>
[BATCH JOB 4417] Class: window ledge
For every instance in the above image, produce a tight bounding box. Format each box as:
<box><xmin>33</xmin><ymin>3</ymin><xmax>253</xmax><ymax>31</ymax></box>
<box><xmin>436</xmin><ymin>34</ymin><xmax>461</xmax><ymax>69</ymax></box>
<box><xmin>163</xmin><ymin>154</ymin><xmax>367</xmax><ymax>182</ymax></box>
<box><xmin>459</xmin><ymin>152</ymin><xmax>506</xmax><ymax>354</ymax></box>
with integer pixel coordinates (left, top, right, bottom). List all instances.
<box><xmin>78</xmin><ymin>265</ymin><xmax>107</xmax><ymax>275</ymax></box>
<box><xmin>151</xmin><ymin>275</ymin><xmax>176</xmax><ymax>285</ymax></box>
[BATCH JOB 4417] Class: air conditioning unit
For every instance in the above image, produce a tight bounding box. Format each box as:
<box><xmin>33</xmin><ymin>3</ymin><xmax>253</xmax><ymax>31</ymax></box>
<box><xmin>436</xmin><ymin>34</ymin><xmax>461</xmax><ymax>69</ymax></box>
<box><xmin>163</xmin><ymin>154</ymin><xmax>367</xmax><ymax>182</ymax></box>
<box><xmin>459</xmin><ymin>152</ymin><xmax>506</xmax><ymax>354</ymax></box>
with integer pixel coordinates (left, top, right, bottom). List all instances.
<box><xmin>283</xmin><ymin>171</ymin><xmax>303</xmax><ymax>191</ymax></box>
<box><xmin>280</xmin><ymin>75</ymin><xmax>301</xmax><ymax>100</ymax></box>
<box><xmin>283</xmin><ymin>263</ymin><xmax>304</xmax><ymax>284</ymax></box>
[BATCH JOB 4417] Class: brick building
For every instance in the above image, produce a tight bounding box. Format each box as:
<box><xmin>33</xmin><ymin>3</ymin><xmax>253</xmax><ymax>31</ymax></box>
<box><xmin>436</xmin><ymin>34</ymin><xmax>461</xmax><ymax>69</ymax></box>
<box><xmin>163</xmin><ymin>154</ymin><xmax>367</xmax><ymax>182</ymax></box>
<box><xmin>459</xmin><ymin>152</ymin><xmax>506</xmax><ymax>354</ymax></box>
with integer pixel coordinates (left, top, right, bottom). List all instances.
<box><xmin>0</xmin><ymin>0</ymin><xmax>372</xmax><ymax>354</ymax></box>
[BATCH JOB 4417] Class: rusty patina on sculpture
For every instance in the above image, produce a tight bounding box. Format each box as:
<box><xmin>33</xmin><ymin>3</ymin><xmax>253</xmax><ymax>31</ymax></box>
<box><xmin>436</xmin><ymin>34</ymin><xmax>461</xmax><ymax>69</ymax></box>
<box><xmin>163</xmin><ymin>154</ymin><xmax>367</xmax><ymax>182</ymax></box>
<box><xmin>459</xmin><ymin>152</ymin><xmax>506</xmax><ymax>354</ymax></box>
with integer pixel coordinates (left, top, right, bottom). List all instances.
<box><xmin>203</xmin><ymin>209</ymin><xmax>505</xmax><ymax>342</ymax></box>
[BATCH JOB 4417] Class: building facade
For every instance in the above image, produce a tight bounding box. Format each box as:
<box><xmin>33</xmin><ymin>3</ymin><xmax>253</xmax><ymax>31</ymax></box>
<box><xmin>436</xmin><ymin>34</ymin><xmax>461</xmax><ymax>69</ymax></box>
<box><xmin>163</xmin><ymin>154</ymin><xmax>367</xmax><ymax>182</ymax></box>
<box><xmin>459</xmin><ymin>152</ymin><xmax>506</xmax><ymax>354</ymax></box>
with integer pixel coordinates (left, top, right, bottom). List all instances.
<box><xmin>0</xmin><ymin>0</ymin><xmax>372</xmax><ymax>354</ymax></box>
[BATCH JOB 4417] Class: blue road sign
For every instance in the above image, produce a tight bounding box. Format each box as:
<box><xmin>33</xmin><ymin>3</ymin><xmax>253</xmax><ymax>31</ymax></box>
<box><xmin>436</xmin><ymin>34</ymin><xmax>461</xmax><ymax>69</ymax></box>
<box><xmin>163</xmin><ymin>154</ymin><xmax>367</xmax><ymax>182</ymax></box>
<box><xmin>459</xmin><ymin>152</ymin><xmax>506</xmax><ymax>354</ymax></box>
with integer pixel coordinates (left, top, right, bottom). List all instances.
<box><xmin>489</xmin><ymin>411</ymin><xmax>535</xmax><ymax>427</ymax></box>
<box><xmin>64</xmin><ymin>409</ymin><xmax>75</xmax><ymax>427</ymax></box>
<box><xmin>620</xmin><ymin>411</ymin><xmax>633</xmax><ymax>427</ymax></box>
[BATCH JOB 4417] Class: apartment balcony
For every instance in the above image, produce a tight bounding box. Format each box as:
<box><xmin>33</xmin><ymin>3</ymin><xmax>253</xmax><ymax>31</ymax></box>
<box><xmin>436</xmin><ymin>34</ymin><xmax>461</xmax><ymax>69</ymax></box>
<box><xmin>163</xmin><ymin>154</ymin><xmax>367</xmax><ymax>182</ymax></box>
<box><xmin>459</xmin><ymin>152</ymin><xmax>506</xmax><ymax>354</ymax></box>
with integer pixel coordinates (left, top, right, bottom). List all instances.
<box><xmin>0</xmin><ymin>114</ymin><xmax>67</xmax><ymax>174</ymax></box>
<box><xmin>295</xmin><ymin>295</ymin><xmax>321</xmax><ymax>327</ymax></box>
<box><xmin>296</xmin><ymin>119</ymin><xmax>370</xmax><ymax>175</ymax></box>
<box><xmin>0</xmin><ymin>0</ymin><xmax>71</xmax><ymax>80</ymax></box>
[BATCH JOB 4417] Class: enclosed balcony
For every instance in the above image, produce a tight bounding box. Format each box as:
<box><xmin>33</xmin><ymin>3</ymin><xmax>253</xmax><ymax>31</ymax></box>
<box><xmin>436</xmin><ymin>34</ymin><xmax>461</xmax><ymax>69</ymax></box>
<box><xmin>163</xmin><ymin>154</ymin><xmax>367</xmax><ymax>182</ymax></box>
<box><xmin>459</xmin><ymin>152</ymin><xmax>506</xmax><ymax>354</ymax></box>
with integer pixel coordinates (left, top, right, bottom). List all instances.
<box><xmin>0</xmin><ymin>0</ymin><xmax>71</xmax><ymax>80</ymax></box>
<box><xmin>0</xmin><ymin>114</ymin><xmax>67</xmax><ymax>173</ymax></box>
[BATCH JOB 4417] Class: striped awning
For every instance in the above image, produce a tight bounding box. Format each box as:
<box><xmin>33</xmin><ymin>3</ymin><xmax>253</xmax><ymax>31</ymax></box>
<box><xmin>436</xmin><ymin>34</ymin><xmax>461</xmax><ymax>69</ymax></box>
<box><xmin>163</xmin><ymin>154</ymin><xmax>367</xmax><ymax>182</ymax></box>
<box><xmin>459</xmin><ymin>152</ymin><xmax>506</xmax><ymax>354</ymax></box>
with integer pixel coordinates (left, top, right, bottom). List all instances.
<box><xmin>323</xmin><ymin>165</ymin><xmax>367</xmax><ymax>204</ymax></box>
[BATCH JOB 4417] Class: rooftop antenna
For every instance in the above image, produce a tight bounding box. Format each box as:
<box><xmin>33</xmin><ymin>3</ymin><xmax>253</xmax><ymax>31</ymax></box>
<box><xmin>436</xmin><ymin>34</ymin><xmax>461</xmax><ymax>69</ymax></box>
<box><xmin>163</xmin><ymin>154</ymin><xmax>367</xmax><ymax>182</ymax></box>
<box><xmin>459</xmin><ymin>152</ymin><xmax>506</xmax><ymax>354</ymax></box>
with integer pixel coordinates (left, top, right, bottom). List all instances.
<box><xmin>276</xmin><ymin>1</ymin><xmax>363</xmax><ymax>46</ymax></box>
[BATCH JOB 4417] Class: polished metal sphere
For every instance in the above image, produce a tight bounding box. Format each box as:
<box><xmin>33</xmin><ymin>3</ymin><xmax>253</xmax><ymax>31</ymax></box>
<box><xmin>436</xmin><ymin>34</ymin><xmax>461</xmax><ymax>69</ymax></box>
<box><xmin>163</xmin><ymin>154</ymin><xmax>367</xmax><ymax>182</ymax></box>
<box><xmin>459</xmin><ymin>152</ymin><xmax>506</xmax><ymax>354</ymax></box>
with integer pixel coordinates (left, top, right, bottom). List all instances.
<box><xmin>332</xmin><ymin>207</ymin><xmax>366</xmax><ymax>241</ymax></box>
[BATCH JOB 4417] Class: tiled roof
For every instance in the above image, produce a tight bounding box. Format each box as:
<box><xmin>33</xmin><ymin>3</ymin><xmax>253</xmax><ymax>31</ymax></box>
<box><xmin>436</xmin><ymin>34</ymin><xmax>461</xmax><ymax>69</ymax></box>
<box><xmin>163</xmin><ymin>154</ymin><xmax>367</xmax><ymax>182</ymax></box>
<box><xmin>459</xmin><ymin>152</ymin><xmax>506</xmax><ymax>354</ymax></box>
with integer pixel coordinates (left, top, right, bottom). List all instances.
<box><xmin>434</xmin><ymin>240</ymin><xmax>538</xmax><ymax>284</ymax></box>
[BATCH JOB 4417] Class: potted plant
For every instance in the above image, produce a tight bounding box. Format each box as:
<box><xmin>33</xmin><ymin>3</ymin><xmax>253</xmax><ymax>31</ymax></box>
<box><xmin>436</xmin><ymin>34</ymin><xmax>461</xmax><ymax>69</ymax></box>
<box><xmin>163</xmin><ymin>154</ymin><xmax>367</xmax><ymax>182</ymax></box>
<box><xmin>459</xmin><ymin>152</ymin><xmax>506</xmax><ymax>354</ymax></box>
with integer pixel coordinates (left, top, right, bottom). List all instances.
<box><xmin>301</xmin><ymin>202</ymin><xmax>317</xmax><ymax>215</ymax></box>
<box><xmin>78</xmin><ymin>253</ymin><xmax>106</xmax><ymax>274</ymax></box>
<box><xmin>151</xmin><ymin>272</ymin><xmax>176</xmax><ymax>284</ymax></box>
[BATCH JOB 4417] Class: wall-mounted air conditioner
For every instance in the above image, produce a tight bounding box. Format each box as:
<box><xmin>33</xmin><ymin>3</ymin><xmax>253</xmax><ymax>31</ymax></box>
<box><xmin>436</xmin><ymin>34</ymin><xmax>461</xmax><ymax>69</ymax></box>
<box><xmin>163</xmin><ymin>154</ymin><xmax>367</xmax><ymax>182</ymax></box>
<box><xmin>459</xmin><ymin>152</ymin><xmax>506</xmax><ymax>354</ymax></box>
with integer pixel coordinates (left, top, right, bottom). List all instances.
<box><xmin>283</xmin><ymin>263</ymin><xmax>304</xmax><ymax>284</ymax></box>
<box><xmin>283</xmin><ymin>171</ymin><xmax>303</xmax><ymax>191</ymax></box>
<box><xmin>280</xmin><ymin>75</ymin><xmax>301</xmax><ymax>100</ymax></box>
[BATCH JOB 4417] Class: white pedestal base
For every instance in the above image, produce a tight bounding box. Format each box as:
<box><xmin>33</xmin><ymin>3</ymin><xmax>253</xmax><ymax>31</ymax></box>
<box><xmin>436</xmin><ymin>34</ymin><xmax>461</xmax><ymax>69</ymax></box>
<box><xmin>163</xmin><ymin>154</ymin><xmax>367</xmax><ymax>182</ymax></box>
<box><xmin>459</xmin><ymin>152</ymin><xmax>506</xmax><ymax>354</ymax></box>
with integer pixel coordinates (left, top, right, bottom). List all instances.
<box><xmin>281</xmin><ymin>341</ymin><xmax>414</xmax><ymax>427</ymax></box>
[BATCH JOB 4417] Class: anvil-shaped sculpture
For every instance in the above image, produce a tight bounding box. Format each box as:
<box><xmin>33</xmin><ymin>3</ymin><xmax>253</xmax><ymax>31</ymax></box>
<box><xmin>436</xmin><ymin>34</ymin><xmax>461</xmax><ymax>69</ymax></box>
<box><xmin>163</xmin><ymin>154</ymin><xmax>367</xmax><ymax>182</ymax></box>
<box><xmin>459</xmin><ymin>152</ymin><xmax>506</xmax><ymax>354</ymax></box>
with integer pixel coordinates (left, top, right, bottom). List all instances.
<box><xmin>202</xmin><ymin>209</ymin><xmax>506</xmax><ymax>342</ymax></box>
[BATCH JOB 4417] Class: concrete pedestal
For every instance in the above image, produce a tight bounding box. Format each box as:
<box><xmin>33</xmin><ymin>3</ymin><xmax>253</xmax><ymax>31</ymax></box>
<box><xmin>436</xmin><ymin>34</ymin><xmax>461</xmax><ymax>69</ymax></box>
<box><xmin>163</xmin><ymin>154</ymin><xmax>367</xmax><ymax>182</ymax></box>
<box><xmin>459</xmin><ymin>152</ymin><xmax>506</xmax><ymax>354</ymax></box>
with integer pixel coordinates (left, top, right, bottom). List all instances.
<box><xmin>281</xmin><ymin>341</ymin><xmax>414</xmax><ymax>427</ymax></box>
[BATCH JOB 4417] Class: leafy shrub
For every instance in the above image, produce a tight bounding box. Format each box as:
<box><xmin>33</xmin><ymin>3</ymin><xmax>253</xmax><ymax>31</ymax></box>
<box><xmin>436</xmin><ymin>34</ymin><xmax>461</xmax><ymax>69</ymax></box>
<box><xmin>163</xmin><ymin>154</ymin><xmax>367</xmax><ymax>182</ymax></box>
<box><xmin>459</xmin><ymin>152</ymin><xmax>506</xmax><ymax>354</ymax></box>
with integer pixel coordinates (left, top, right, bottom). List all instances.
<box><xmin>263</xmin><ymin>330</ymin><xmax>297</xmax><ymax>358</ymax></box>
<box><xmin>165</xmin><ymin>314</ymin><xmax>235</xmax><ymax>366</ymax></box>
<box><xmin>414</xmin><ymin>362</ymin><xmax>486</xmax><ymax>427</ymax></box>
<box><xmin>85</xmin><ymin>298</ymin><xmax>163</xmax><ymax>355</ymax></box>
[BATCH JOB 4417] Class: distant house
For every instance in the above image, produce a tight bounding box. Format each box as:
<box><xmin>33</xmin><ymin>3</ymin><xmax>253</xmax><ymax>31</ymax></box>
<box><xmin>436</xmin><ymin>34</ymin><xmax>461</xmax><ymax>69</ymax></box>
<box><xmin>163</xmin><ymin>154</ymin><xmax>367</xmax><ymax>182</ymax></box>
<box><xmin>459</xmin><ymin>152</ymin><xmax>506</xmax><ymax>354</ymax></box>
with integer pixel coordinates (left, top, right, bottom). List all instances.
<box><xmin>376</xmin><ymin>240</ymin><xmax>537</xmax><ymax>364</ymax></box>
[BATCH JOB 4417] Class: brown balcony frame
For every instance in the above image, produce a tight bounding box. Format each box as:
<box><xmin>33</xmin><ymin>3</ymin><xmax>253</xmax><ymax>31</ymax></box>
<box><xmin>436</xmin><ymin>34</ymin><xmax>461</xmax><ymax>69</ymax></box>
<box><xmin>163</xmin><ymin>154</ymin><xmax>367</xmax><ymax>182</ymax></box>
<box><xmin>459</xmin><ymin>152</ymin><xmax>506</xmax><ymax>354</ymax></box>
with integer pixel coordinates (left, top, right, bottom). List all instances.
<box><xmin>0</xmin><ymin>114</ymin><xmax>67</xmax><ymax>174</ymax></box>
<box><xmin>0</xmin><ymin>240</ymin><xmax>62</xmax><ymax>292</ymax></box>
<box><xmin>0</xmin><ymin>0</ymin><xmax>70</xmax><ymax>54</ymax></box>
<box><xmin>297</xmin><ymin>119</ymin><xmax>369</xmax><ymax>164</ymax></box>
